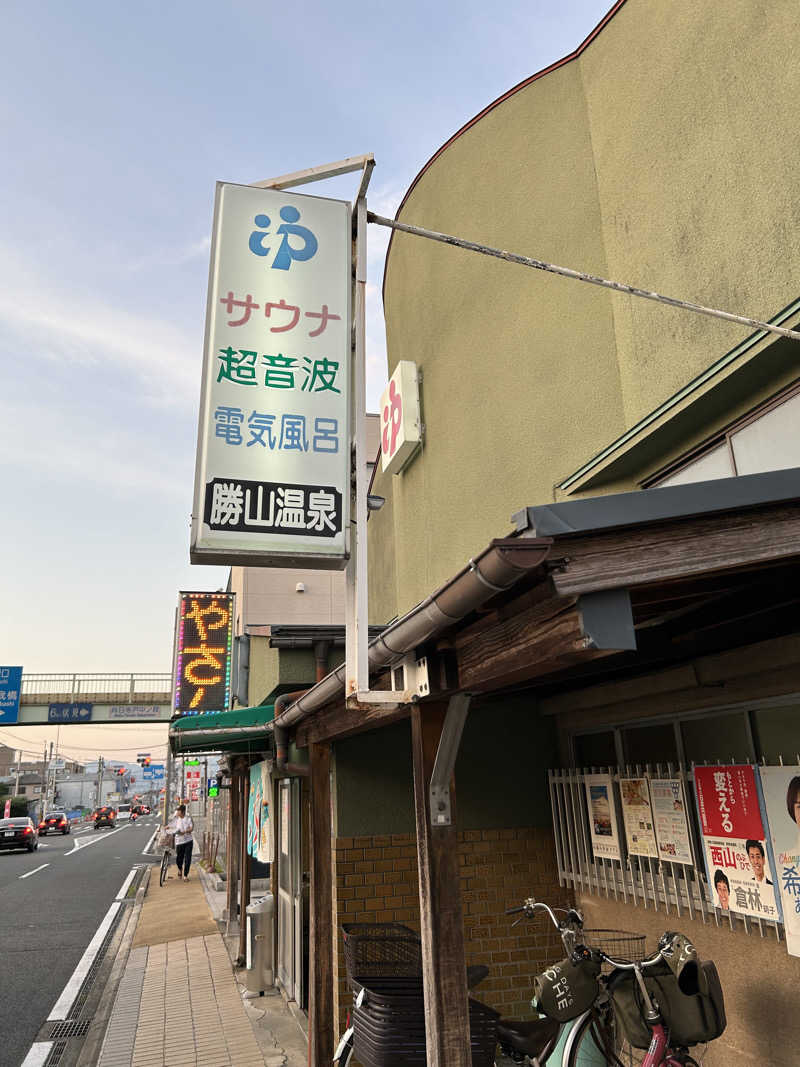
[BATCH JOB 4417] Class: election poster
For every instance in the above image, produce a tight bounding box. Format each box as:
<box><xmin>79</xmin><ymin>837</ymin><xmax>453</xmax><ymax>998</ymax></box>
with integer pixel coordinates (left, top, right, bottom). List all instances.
<box><xmin>650</xmin><ymin>777</ymin><xmax>694</xmax><ymax>865</ymax></box>
<box><xmin>759</xmin><ymin>766</ymin><xmax>800</xmax><ymax>955</ymax></box>
<box><xmin>619</xmin><ymin>777</ymin><xmax>659</xmax><ymax>858</ymax></box>
<box><xmin>694</xmin><ymin>765</ymin><xmax>779</xmax><ymax>921</ymax></box>
<box><xmin>584</xmin><ymin>773</ymin><xmax>622</xmax><ymax>861</ymax></box>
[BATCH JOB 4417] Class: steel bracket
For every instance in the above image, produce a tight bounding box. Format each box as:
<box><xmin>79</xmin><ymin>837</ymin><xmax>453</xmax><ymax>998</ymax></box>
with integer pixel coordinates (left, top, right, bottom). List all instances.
<box><xmin>429</xmin><ymin>693</ymin><xmax>471</xmax><ymax>826</ymax></box>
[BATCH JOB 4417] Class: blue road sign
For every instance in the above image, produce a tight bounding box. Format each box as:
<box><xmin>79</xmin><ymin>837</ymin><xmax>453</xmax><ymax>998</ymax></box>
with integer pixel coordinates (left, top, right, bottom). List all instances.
<box><xmin>152</xmin><ymin>769</ymin><xmax>165</xmax><ymax>779</ymax></box>
<box><xmin>142</xmin><ymin>769</ymin><xmax>154</xmax><ymax>779</ymax></box>
<box><xmin>48</xmin><ymin>702</ymin><xmax>93</xmax><ymax>723</ymax></box>
<box><xmin>0</xmin><ymin>667</ymin><xmax>23</xmax><ymax>724</ymax></box>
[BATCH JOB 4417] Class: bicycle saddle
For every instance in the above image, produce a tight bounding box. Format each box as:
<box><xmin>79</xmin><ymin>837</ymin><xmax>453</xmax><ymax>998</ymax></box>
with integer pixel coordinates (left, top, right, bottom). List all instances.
<box><xmin>497</xmin><ymin>1016</ymin><xmax>560</xmax><ymax>1058</ymax></box>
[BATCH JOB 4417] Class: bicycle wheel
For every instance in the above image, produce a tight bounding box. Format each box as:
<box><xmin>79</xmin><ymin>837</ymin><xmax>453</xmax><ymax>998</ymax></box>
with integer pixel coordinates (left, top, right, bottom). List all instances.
<box><xmin>566</xmin><ymin>1007</ymin><xmax>647</xmax><ymax>1067</ymax></box>
<box><xmin>159</xmin><ymin>850</ymin><xmax>169</xmax><ymax>887</ymax></box>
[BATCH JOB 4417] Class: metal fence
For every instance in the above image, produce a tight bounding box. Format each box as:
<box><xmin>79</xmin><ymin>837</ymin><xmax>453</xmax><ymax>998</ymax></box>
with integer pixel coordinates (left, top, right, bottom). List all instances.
<box><xmin>21</xmin><ymin>673</ymin><xmax>172</xmax><ymax>699</ymax></box>
<box><xmin>548</xmin><ymin>764</ymin><xmax>785</xmax><ymax>941</ymax></box>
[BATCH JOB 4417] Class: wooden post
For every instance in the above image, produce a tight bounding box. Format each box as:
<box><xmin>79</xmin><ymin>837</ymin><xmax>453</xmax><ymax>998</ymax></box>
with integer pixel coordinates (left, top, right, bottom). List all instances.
<box><xmin>308</xmin><ymin>742</ymin><xmax>334</xmax><ymax>1066</ymax></box>
<box><xmin>411</xmin><ymin>703</ymin><xmax>471</xmax><ymax>1067</ymax></box>
<box><xmin>226</xmin><ymin>763</ymin><xmax>240</xmax><ymax>933</ymax></box>
<box><xmin>238</xmin><ymin>764</ymin><xmax>252</xmax><ymax>966</ymax></box>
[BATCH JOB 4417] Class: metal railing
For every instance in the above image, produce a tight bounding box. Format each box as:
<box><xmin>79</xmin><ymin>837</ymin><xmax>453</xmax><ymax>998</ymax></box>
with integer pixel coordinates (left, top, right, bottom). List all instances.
<box><xmin>549</xmin><ymin>763</ymin><xmax>784</xmax><ymax>941</ymax></box>
<box><xmin>21</xmin><ymin>673</ymin><xmax>172</xmax><ymax>701</ymax></box>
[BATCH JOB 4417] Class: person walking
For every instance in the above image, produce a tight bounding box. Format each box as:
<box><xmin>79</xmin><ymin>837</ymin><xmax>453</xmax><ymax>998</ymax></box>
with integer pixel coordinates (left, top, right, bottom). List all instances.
<box><xmin>172</xmin><ymin>804</ymin><xmax>194</xmax><ymax>881</ymax></box>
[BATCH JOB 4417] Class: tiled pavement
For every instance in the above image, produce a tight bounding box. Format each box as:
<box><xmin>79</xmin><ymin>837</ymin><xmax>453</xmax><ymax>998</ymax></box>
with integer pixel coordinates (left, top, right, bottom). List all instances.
<box><xmin>96</xmin><ymin>935</ymin><xmax>267</xmax><ymax>1067</ymax></box>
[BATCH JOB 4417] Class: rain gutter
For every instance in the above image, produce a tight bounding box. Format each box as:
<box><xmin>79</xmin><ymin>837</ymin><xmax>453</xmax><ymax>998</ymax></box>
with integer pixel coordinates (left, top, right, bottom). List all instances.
<box><xmin>273</xmin><ymin>536</ymin><xmax>552</xmax><ymax>731</ymax></box>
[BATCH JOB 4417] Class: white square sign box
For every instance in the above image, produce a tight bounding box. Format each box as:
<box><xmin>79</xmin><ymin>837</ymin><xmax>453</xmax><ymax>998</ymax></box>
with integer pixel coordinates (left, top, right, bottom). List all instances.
<box><xmin>192</xmin><ymin>182</ymin><xmax>351</xmax><ymax>568</ymax></box>
<box><xmin>380</xmin><ymin>360</ymin><xmax>422</xmax><ymax>475</ymax></box>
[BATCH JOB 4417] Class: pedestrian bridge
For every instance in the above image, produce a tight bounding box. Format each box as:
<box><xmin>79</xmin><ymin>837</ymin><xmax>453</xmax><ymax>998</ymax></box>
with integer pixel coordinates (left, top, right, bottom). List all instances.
<box><xmin>11</xmin><ymin>673</ymin><xmax>173</xmax><ymax>725</ymax></box>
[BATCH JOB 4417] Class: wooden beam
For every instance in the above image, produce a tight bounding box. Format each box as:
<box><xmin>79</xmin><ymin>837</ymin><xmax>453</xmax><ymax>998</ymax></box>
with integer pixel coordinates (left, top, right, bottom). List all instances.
<box><xmin>454</xmin><ymin>595</ymin><xmax>615</xmax><ymax>692</ymax></box>
<box><xmin>296</xmin><ymin>698</ymin><xmax>410</xmax><ymax>747</ymax></box>
<box><xmin>411</xmin><ymin>703</ymin><xmax>471</xmax><ymax>1067</ymax></box>
<box><xmin>308</xmin><ymin>742</ymin><xmax>334</xmax><ymax>1066</ymax></box>
<box><xmin>550</xmin><ymin>504</ymin><xmax>800</xmax><ymax>596</ymax></box>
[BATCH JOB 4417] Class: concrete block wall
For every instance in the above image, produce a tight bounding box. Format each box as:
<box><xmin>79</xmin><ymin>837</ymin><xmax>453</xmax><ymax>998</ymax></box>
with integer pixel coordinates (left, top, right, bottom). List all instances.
<box><xmin>332</xmin><ymin>826</ymin><xmax>566</xmax><ymax>1037</ymax></box>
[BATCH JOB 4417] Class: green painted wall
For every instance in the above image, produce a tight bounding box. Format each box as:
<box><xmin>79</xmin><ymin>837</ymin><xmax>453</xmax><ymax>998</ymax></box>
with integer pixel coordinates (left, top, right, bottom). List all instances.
<box><xmin>247</xmin><ymin>640</ymin><xmax>347</xmax><ymax>706</ymax></box>
<box><xmin>375</xmin><ymin>0</ymin><xmax>800</xmax><ymax>623</ymax></box>
<box><xmin>334</xmin><ymin>697</ymin><xmax>557</xmax><ymax>837</ymax></box>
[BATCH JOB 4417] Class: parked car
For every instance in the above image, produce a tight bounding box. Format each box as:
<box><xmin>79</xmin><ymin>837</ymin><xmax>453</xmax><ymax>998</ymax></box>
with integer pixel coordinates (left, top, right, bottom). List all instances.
<box><xmin>38</xmin><ymin>811</ymin><xmax>71</xmax><ymax>835</ymax></box>
<box><xmin>0</xmin><ymin>817</ymin><xmax>40</xmax><ymax>852</ymax></box>
<box><xmin>116</xmin><ymin>803</ymin><xmax>132</xmax><ymax>822</ymax></box>
<box><xmin>92</xmin><ymin>806</ymin><xmax>116</xmax><ymax>829</ymax></box>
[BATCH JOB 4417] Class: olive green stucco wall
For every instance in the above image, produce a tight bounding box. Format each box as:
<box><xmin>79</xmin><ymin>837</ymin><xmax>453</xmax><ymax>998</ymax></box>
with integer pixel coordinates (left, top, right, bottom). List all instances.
<box><xmin>246</xmin><ymin>638</ymin><xmax>346</xmax><ymax>706</ymax></box>
<box><xmin>375</xmin><ymin>0</ymin><xmax>800</xmax><ymax>624</ymax></box>
<box><xmin>334</xmin><ymin>697</ymin><xmax>556</xmax><ymax>838</ymax></box>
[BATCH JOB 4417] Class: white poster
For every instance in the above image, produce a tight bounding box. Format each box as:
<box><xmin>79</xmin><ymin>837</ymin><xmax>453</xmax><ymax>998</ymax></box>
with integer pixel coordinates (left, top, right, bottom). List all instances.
<box><xmin>759</xmin><ymin>766</ymin><xmax>800</xmax><ymax>956</ymax></box>
<box><xmin>585</xmin><ymin>773</ymin><xmax>622</xmax><ymax>861</ymax></box>
<box><xmin>619</xmin><ymin>777</ymin><xmax>659</xmax><ymax>858</ymax></box>
<box><xmin>192</xmin><ymin>182</ymin><xmax>351</xmax><ymax>568</ymax></box>
<box><xmin>651</xmin><ymin>777</ymin><xmax>694</xmax><ymax>865</ymax></box>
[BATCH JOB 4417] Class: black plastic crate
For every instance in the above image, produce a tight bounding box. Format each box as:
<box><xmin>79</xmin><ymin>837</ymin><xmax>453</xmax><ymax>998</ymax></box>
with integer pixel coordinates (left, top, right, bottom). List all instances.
<box><xmin>352</xmin><ymin>977</ymin><xmax>499</xmax><ymax>1067</ymax></box>
<box><xmin>342</xmin><ymin>923</ymin><xmax>422</xmax><ymax>984</ymax></box>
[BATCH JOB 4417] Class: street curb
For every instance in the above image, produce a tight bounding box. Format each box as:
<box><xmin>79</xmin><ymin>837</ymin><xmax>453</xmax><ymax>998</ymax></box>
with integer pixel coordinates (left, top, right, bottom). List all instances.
<box><xmin>76</xmin><ymin>866</ymin><xmax>151</xmax><ymax>1067</ymax></box>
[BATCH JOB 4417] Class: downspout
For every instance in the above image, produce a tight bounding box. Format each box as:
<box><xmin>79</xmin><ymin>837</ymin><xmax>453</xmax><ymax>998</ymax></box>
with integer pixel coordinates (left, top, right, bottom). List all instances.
<box><xmin>273</xmin><ymin>687</ymin><xmax>316</xmax><ymax>775</ymax></box>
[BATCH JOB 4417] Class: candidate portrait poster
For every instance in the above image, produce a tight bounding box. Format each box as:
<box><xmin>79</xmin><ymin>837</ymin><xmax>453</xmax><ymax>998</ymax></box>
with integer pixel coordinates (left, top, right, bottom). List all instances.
<box><xmin>584</xmin><ymin>773</ymin><xmax>622</xmax><ymax>861</ymax></box>
<box><xmin>759</xmin><ymin>766</ymin><xmax>800</xmax><ymax>955</ymax></box>
<box><xmin>651</xmin><ymin>777</ymin><xmax>694</xmax><ymax>865</ymax></box>
<box><xmin>619</xmin><ymin>777</ymin><xmax>659</xmax><ymax>858</ymax></box>
<box><xmin>694</xmin><ymin>765</ymin><xmax>779</xmax><ymax>922</ymax></box>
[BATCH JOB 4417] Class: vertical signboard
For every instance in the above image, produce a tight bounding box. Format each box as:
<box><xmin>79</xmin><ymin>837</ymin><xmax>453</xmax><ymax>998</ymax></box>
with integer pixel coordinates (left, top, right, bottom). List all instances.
<box><xmin>694</xmin><ymin>765</ymin><xmax>780</xmax><ymax>921</ymax></box>
<box><xmin>0</xmin><ymin>667</ymin><xmax>22</xmax><ymax>724</ymax></box>
<box><xmin>380</xmin><ymin>360</ymin><xmax>422</xmax><ymax>475</ymax></box>
<box><xmin>247</xmin><ymin>761</ymin><xmax>274</xmax><ymax>864</ymax></box>
<box><xmin>759</xmin><ymin>767</ymin><xmax>800</xmax><ymax>956</ymax></box>
<box><xmin>584</xmin><ymin>773</ymin><xmax>622</xmax><ymax>861</ymax></box>
<box><xmin>191</xmin><ymin>182</ymin><xmax>351</xmax><ymax>569</ymax></box>
<box><xmin>174</xmin><ymin>592</ymin><xmax>234</xmax><ymax>717</ymax></box>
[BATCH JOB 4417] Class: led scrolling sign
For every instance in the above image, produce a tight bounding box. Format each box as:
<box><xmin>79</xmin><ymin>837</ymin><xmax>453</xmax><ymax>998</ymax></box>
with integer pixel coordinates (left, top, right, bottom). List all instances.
<box><xmin>174</xmin><ymin>592</ymin><xmax>234</xmax><ymax>716</ymax></box>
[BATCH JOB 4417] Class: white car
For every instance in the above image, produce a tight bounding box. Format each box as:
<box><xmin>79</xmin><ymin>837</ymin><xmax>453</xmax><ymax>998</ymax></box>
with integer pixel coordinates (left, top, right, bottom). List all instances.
<box><xmin>116</xmin><ymin>803</ymin><xmax>132</xmax><ymax>822</ymax></box>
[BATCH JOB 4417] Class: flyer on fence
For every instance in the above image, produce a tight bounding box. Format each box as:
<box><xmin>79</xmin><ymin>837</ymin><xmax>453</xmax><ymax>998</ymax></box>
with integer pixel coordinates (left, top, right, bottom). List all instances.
<box><xmin>584</xmin><ymin>773</ymin><xmax>622</xmax><ymax>861</ymax></box>
<box><xmin>650</xmin><ymin>777</ymin><xmax>694</xmax><ymax>865</ymax></box>
<box><xmin>694</xmin><ymin>764</ymin><xmax>780</xmax><ymax>921</ymax></box>
<box><xmin>619</xmin><ymin>777</ymin><xmax>658</xmax><ymax>858</ymax></box>
<box><xmin>759</xmin><ymin>766</ymin><xmax>800</xmax><ymax>955</ymax></box>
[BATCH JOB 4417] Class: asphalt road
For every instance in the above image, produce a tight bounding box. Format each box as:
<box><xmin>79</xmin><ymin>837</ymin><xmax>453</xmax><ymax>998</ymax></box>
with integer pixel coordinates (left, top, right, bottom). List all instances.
<box><xmin>0</xmin><ymin>817</ymin><xmax>160</xmax><ymax>1067</ymax></box>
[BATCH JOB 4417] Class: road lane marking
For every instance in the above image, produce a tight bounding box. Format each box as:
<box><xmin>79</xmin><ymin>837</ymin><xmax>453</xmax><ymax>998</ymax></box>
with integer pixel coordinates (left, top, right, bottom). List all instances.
<box><xmin>21</xmin><ymin>1042</ymin><xmax>53</xmax><ymax>1066</ymax></box>
<box><xmin>19</xmin><ymin>863</ymin><xmax>49</xmax><ymax>880</ymax></box>
<box><xmin>142</xmin><ymin>828</ymin><xmax>158</xmax><ymax>855</ymax></box>
<box><xmin>115</xmin><ymin>868</ymin><xmax>138</xmax><ymax>900</ymax></box>
<box><xmin>46</xmin><ymin>866</ymin><xmax>135</xmax><ymax>1020</ymax></box>
<box><xmin>66</xmin><ymin>825</ymin><xmax>126</xmax><ymax>855</ymax></box>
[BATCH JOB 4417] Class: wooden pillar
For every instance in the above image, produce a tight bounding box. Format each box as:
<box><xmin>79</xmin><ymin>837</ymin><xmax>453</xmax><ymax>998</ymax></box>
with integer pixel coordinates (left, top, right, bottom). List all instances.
<box><xmin>411</xmin><ymin>703</ymin><xmax>471</xmax><ymax>1067</ymax></box>
<box><xmin>238</xmin><ymin>763</ymin><xmax>252</xmax><ymax>966</ymax></box>
<box><xmin>308</xmin><ymin>742</ymin><xmax>333</xmax><ymax>1066</ymax></box>
<box><xmin>226</xmin><ymin>762</ymin><xmax>241</xmax><ymax>932</ymax></box>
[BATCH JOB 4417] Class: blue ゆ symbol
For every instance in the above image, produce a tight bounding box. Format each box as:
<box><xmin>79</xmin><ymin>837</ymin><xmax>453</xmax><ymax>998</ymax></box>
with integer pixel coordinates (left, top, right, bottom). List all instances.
<box><xmin>248</xmin><ymin>207</ymin><xmax>318</xmax><ymax>271</ymax></box>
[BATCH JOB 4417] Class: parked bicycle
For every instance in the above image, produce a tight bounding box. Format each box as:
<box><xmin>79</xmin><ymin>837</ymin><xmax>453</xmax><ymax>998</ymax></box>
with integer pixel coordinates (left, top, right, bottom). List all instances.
<box><xmin>158</xmin><ymin>826</ymin><xmax>175</xmax><ymax>887</ymax></box>
<box><xmin>496</xmin><ymin>897</ymin><xmax>726</xmax><ymax>1066</ymax></box>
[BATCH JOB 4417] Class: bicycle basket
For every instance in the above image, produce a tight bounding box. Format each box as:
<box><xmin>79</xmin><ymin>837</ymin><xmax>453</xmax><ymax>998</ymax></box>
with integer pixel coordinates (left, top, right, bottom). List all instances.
<box><xmin>533</xmin><ymin>954</ymin><xmax>601</xmax><ymax>1022</ymax></box>
<box><xmin>610</xmin><ymin>959</ymin><xmax>726</xmax><ymax>1049</ymax></box>
<box><xmin>582</xmin><ymin>929</ymin><xmax>647</xmax><ymax>960</ymax></box>
<box><xmin>342</xmin><ymin>923</ymin><xmax>422</xmax><ymax>984</ymax></box>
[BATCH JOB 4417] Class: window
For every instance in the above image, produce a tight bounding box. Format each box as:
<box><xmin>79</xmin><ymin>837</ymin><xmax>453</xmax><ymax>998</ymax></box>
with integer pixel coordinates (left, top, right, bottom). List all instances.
<box><xmin>648</xmin><ymin>381</ymin><xmax>800</xmax><ymax>488</ymax></box>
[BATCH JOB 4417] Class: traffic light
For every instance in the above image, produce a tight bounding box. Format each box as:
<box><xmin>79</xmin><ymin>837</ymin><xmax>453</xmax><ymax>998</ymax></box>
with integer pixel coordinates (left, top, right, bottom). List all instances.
<box><xmin>144</xmin><ymin>756</ymin><xmax>151</xmax><ymax>766</ymax></box>
<box><xmin>117</xmin><ymin>767</ymin><xmax>125</xmax><ymax>776</ymax></box>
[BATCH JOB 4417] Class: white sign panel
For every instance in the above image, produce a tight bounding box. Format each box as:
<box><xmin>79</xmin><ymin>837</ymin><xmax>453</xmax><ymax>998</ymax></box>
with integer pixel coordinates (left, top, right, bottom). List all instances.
<box><xmin>759</xmin><ymin>767</ymin><xmax>800</xmax><ymax>956</ymax></box>
<box><xmin>192</xmin><ymin>182</ymin><xmax>351</xmax><ymax>568</ymax></box>
<box><xmin>584</xmin><ymin>773</ymin><xmax>622</xmax><ymax>861</ymax></box>
<box><xmin>650</xmin><ymin>777</ymin><xmax>694</xmax><ymax>865</ymax></box>
<box><xmin>108</xmin><ymin>705</ymin><xmax>165</xmax><ymax>721</ymax></box>
<box><xmin>619</xmin><ymin>777</ymin><xmax>659</xmax><ymax>859</ymax></box>
<box><xmin>380</xmin><ymin>360</ymin><xmax>422</xmax><ymax>475</ymax></box>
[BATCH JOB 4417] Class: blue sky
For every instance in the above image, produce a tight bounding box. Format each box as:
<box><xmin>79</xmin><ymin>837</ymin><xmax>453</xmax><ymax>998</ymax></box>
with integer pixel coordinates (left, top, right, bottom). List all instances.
<box><xmin>0</xmin><ymin>0</ymin><xmax>612</xmax><ymax>755</ymax></box>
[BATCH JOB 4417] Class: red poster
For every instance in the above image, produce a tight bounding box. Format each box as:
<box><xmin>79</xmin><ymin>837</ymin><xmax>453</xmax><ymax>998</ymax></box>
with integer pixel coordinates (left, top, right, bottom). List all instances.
<box><xmin>695</xmin><ymin>765</ymin><xmax>764</xmax><ymax>839</ymax></box>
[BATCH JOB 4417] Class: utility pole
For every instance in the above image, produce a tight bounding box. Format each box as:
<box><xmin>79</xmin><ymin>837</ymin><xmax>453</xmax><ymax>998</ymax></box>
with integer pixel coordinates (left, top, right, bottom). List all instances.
<box><xmin>97</xmin><ymin>755</ymin><xmax>105</xmax><ymax>807</ymax></box>
<box><xmin>203</xmin><ymin>757</ymin><xmax>208</xmax><ymax>817</ymax></box>
<box><xmin>13</xmin><ymin>749</ymin><xmax>21</xmax><ymax>799</ymax></box>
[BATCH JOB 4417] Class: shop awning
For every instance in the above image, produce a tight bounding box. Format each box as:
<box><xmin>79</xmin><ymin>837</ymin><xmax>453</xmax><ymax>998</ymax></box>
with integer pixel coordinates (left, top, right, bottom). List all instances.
<box><xmin>169</xmin><ymin>704</ymin><xmax>275</xmax><ymax>757</ymax></box>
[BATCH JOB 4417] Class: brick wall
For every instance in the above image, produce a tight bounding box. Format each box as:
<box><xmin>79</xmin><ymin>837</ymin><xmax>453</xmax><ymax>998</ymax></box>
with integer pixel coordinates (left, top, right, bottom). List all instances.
<box><xmin>332</xmin><ymin>826</ymin><xmax>567</xmax><ymax>1037</ymax></box>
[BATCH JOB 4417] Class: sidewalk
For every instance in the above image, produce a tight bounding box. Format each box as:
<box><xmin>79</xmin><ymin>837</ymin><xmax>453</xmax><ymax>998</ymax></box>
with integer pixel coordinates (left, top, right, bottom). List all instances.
<box><xmin>92</xmin><ymin>859</ymin><xmax>308</xmax><ymax>1067</ymax></box>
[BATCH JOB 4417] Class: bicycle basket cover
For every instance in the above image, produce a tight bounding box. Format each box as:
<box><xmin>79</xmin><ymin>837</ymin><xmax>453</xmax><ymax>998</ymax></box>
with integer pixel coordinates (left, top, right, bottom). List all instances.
<box><xmin>533</xmin><ymin>955</ymin><xmax>601</xmax><ymax>1022</ymax></box>
<box><xmin>611</xmin><ymin>960</ymin><xmax>726</xmax><ymax>1049</ymax></box>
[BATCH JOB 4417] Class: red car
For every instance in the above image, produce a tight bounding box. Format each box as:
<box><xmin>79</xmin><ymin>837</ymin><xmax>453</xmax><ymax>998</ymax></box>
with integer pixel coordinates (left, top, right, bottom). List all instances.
<box><xmin>38</xmin><ymin>811</ymin><xmax>71</xmax><ymax>836</ymax></box>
